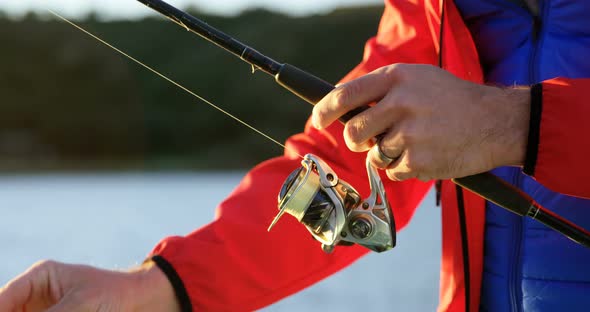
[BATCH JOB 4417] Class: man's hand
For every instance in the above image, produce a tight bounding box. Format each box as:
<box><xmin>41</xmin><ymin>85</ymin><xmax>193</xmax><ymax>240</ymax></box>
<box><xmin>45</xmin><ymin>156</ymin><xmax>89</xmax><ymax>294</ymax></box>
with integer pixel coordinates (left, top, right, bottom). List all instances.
<box><xmin>312</xmin><ymin>64</ymin><xmax>530</xmax><ymax>181</ymax></box>
<box><xmin>0</xmin><ymin>260</ymin><xmax>180</xmax><ymax>312</ymax></box>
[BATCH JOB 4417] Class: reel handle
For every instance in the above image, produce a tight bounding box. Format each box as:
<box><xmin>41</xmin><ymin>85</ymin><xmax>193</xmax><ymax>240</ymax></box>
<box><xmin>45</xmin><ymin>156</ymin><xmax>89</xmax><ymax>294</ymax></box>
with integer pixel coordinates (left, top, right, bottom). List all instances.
<box><xmin>275</xmin><ymin>63</ymin><xmax>368</xmax><ymax>123</ymax></box>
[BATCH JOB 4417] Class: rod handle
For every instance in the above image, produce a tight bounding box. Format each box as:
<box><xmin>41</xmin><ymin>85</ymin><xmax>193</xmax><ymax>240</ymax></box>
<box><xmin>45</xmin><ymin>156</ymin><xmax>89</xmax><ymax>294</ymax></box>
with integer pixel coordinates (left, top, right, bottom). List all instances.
<box><xmin>454</xmin><ymin>173</ymin><xmax>590</xmax><ymax>248</ymax></box>
<box><xmin>276</xmin><ymin>63</ymin><xmax>368</xmax><ymax>123</ymax></box>
<box><xmin>452</xmin><ymin>172</ymin><xmax>532</xmax><ymax>216</ymax></box>
<box><xmin>534</xmin><ymin>208</ymin><xmax>590</xmax><ymax>248</ymax></box>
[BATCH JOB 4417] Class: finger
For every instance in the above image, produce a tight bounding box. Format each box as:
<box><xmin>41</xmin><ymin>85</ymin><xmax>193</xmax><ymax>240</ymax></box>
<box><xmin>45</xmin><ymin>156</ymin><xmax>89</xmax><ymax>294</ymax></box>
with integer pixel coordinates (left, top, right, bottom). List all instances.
<box><xmin>367</xmin><ymin>128</ymin><xmax>405</xmax><ymax>169</ymax></box>
<box><xmin>385</xmin><ymin>152</ymin><xmax>418</xmax><ymax>182</ymax></box>
<box><xmin>312</xmin><ymin>67</ymin><xmax>395</xmax><ymax>129</ymax></box>
<box><xmin>414</xmin><ymin>173</ymin><xmax>433</xmax><ymax>182</ymax></box>
<box><xmin>368</xmin><ymin>143</ymin><xmax>394</xmax><ymax>169</ymax></box>
<box><xmin>0</xmin><ymin>261</ymin><xmax>53</xmax><ymax>312</ymax></box>
<box><xmin>386</xmin><ymin>168</ymin><xmax>417</xmax><ymax>181</ymax></box>
<box><xmin>343</xmin><ymin>95</ymin><xmax>401</xmax><ymax>152</ymax></box>
<box><xmin>0</xmin><ymin>269</ymin><xmax>38</xmax><ymax>311</ymax></box>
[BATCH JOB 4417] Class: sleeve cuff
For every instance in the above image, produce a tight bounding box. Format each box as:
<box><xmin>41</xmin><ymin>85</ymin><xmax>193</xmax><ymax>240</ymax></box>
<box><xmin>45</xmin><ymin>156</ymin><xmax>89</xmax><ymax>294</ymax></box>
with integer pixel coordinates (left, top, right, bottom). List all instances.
<box><xmin>151</xmin><ymin>255</ymin><xmax>193</xmax><ymax>312</ymax></box>
<box><xmin>523</xmin><ymin>83</ymin><xmax>543</xmax><ymax>176</ymax></box>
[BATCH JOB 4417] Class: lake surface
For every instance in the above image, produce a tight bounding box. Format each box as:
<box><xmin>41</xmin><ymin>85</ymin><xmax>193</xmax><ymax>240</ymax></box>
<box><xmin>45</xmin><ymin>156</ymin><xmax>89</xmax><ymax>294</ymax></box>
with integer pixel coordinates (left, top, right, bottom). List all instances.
<box><xmin>0</xmin><ymin>173</ymin><xmax>441</xmax><ymax>311</ymax></box>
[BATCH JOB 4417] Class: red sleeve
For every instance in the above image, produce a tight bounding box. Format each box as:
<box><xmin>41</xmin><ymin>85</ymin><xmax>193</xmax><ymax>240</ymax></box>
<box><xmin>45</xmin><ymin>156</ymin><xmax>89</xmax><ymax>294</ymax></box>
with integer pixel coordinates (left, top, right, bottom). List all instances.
<box><xmin>524</xmin><ymin>78</ymin><xmax>590</xmax><ymax>198</ymax></box>
<box><xmin>149</xmin><ymin>1</ymin><xmax>439</xmax><ymax>310</ymax></box>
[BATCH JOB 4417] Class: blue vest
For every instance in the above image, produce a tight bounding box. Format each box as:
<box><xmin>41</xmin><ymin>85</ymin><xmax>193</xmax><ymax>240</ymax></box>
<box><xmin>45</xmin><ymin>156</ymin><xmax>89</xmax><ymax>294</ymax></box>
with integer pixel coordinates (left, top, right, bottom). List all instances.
<box><xmin>453</xmin><ymin>1</ymin><xmax>590</xmax><ymax>311</ymax></box>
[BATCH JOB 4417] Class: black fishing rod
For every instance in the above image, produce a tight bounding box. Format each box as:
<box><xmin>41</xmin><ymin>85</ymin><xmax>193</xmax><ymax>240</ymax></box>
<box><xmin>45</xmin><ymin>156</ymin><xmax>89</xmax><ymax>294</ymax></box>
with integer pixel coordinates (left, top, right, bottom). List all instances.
<box><xmin>136</xmin><ymin>0</ymin><xmax>366</xmax><ymax>122</ymax></box>
<box><xmin>136</xmin><ymin>0</ymin><xmax>590</xmax><ymax>249</ymax></box>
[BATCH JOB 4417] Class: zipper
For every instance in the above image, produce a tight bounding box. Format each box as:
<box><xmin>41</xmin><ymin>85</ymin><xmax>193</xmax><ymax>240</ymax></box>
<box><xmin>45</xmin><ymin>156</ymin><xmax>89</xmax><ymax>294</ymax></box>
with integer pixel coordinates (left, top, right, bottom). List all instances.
<box><xmin>508</xmin><ymin>2</ymin><xmax>545</xmax><ymax>310</ymax></box>
<box><xmin>503</xmin><ymin>2</ymin><xmax>544</xmax><ymax>311</ymax></box>
<box><xmin>531</xmin><ymin>14</ymin><xmax>542</xmax><ymax>41</ymax></box>
<box><xmin>503</xmin><ymin>0</ymin><xmax>542</xmax><ymax>41</ymax></box>
<box><xmin>529</xmin><ymin>2</ymin><xmax>544</xmax><ymax>83</ymax></box>
<box><xmin>508</xmin><ymin>170</ymin><xmax>524</xmax><ymax>312</ymax></box>
<box><xmin>508</xmin><ymin>172</ymin><xmax>524</xmax><ymax>312</ymax></box>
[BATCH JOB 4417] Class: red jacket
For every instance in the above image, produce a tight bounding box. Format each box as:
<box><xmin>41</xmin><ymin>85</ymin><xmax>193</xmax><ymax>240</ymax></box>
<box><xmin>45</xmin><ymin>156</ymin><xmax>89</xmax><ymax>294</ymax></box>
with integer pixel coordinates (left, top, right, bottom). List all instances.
<box><xmin>150</xmin><ymin>1</ymin><xmax>590</xmax><ymax>311</ymax></box>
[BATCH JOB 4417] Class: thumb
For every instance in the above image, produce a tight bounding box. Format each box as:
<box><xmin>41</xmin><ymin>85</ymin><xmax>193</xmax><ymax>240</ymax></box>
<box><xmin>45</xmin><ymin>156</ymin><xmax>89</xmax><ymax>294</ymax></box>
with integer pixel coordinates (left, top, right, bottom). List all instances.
<box><xmin>0</xmin><ymin>261</ymin><xmax>52</xmax><ymax>312</ymax></box>
<box><xmin>0</xmin><ymin>260</ymin><xmax>72</xmax><ymax>312</ymax></box>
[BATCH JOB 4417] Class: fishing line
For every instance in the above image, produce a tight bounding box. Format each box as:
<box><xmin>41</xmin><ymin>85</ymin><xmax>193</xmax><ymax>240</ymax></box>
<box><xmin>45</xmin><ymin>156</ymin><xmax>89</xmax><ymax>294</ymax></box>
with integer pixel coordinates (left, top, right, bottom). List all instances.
<box><xmin>46</xmin><ymin>9</ymin><xmax>303</xmax><ymax>159</ymax></box>
<box><xmin>47</xmin><ymin>4</ymin><xmax>590</xmax><ymax>249</ymax></box>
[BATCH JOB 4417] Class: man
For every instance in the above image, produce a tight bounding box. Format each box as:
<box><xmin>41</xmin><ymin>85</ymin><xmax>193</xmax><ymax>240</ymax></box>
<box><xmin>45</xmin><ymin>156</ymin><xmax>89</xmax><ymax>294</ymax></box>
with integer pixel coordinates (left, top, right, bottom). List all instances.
<box><xmin>2</xmin><ymin>0</ymin><xmax>590</xmax><ymax>311</ymax></box>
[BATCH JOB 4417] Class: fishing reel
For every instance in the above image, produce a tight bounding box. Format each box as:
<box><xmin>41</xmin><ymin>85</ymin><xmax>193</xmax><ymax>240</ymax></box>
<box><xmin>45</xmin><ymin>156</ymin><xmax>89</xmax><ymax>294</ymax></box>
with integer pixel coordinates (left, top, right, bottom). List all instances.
<box><xmin>268</xmin><ymin>154</ymin><xmax>396</xmax><ymax>253</ymax></box>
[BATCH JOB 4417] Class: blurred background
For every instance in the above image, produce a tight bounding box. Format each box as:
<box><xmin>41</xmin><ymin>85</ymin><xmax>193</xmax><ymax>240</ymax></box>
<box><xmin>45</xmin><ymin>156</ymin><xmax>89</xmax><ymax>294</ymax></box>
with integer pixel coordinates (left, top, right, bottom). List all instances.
<box><xmin>0</xmin><ymin>0</ymin><xmax>441</xmax><ymax>310</ymax></box>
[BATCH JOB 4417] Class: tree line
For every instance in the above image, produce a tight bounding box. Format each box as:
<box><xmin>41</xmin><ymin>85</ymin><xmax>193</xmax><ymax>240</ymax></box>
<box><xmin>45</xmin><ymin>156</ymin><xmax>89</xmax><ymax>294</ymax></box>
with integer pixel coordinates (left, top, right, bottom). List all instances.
<box><xmin>0</xmin><ymin>6</ymin><xmax>382</xmax><ymax>171</ymax></box>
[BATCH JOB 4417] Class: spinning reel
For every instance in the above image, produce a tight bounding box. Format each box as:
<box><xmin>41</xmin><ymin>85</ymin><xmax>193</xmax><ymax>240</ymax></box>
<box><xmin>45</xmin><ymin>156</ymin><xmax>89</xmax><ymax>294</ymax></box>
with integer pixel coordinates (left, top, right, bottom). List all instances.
<box><xmin>268</xmin><ymin>154</ymin><xmax>396</xmax><ymax>253</ymax></box>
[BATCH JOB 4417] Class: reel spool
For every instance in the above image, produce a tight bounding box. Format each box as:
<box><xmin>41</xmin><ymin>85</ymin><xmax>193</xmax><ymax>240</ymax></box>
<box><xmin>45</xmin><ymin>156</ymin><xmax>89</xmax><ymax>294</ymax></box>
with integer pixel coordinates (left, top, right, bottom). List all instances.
<box><xmin>268</xmin><ymin>154</ymin><xmax>396</xmax><ymax>253</ymax></box>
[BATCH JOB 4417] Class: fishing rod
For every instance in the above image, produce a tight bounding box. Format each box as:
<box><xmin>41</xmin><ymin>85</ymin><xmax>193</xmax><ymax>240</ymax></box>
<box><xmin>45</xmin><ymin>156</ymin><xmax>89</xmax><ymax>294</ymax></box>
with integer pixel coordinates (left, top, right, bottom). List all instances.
<box><xmin>136</xmin><ymin>0</ymin><xmax>366</xmax><ymax>122</ymax></box>
<box><xmin>137</xmin><ymin>0</ymin><xmax>590</xmax><ymax>250</ymax></box>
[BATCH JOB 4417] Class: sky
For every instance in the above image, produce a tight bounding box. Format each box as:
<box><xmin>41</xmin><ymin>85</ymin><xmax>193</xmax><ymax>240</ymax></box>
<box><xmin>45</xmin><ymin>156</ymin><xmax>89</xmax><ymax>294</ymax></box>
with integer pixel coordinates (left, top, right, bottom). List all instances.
<box><xmin>2</xmin><ymin>0</ymin><xmax>383</xmax><ymax>19</ymax></box>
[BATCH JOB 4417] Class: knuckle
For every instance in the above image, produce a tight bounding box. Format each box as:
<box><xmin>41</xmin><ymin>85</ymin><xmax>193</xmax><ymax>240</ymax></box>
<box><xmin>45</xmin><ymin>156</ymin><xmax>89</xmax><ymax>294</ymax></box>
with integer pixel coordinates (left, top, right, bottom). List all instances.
<box><xmin>332</xmin><ymin>85</ymin><xmax>353</xmax><ymax>108</ymax></box>
<box><xmin>344</xmin><ymin>120</ymin><xmax>368</xmax><ymax>150</ymax></box>
<box><xmin>389</xmin><ymin>155</ymin><xmax>422</xmax><ymax>181</ymax></box>
<box><xmin>311</xmin><ymin>105</ymin><xmax>325</xmax><ymax>125</ymax></box>
<box><xmin>389</xmin><ymin>91</ymin><xmax>409</xmax><ymax>110</ymax></box>
<box><xmin>30</xmin><ymin>259</ymin><xmax>69</xmax><ymax>278</ymax></box>
<box><xmin>26</xmin><ymin>260</ymin><xmax>57</xmax><ymax>280</ymax></box>
<box><xmin>399</xmin><ymin>132</ymin><xmax>414</xmax><ymax>146</ymax></box>
<box><xmin>344</xmin><ymin>120</ymin><xmax>361</xmax><ymax>141</ymax></box>
<box><xmin>33</xmin><ymin>259</ymin><xmax>57</xmax><ymax>270</ymax></box>
<box><xmin>388</xmin><ymin>63</ymin><xmax>409</xmax><ymax>78</ymax></box>
<box><xmin>311</xmin><ymin>104</ymin><xmax>321</xmax><ymax>117</ymax></box>
<box><xmin>374</xmin><ymin>66</ymin><xmax>390</xmax><ymax>77</ymax></box>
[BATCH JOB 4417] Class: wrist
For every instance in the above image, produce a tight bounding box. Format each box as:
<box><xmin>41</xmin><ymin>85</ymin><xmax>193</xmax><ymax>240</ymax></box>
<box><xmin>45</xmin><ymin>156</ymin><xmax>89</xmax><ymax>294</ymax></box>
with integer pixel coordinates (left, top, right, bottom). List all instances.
<box><xmin>129</xmin><ymin>260</ymin><xmax>181</xmax><ymax>312</ymax></box>
<box><xmin>506</xmin><ymin>86</ymin><xmax>531</xmax><ymax>167</ymax></box>
<box><xmin>485</xmin><ymin>85</ymin><xmax>531</xmax><ymax>168</ymax></box>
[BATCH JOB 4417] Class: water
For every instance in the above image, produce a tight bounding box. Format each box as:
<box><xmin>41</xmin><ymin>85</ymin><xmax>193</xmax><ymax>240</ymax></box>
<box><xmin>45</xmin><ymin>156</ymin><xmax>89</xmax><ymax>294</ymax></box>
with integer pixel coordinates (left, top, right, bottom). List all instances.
<box><xmin>0</xmin><ymin>173</ymin><xmax>441</xmax><ymax>311</ymax></box>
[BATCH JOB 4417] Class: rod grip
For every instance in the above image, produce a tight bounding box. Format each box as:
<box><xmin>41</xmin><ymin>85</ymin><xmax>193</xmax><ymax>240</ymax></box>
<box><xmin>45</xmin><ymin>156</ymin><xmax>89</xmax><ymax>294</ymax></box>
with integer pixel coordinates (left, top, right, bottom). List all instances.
<box><xmin>534</xmin><ymin>208</ymin><xmax>590</xmax><ymax>248</ymax></box>
<box><xmin>452</xmin><ymin>172</ymin><xmax>533</xmax><ymax>216</ymax></box>
<box><xmin>276</xmin><ymin>63</ymin><xmax>368</xmax><ymax>123</ymax></box>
